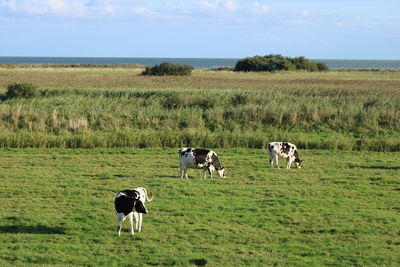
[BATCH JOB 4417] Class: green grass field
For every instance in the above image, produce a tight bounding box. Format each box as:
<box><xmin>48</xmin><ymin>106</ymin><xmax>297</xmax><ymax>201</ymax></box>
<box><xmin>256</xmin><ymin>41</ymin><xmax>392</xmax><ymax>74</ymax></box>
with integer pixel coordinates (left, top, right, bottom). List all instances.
<box><xmin>0</xmin><ymin>148</ymin><xmax>399</xmax><ymax>266</ymax></box>
<box><xmin>0</xmin><ymin>67</ymin><xmax>399</xmax><ymax>266</ymax></box>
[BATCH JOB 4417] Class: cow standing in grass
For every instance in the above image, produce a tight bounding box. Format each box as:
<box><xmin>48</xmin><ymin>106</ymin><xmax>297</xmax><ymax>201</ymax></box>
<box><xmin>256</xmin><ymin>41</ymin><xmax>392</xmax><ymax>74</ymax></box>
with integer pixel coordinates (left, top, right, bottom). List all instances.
<box><xmin>268</xmin><ymin>142</ymin><xmax>302</xmax><ymax>169</ymax></box>
<box><xmin>179</xmin><ymin>147</ymin><xmax>226</xmax><ymax>179</ymax></box>
<box><xmin>114</xmin><ymin>187</ymin><xmax>154</xmax><ymax>236</ymax></box>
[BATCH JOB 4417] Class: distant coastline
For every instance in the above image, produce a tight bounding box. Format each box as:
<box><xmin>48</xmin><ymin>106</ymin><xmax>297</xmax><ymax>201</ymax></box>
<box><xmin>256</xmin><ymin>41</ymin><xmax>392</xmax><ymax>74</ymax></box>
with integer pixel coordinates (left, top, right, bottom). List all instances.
<box><xmin>1</xmin><ymin>56</ymin><xmax>400</xmax><ymax>70</ymax></box>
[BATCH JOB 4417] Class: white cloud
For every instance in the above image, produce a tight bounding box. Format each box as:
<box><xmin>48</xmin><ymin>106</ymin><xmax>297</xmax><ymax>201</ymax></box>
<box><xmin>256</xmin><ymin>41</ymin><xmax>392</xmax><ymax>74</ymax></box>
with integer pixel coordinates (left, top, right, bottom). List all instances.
<box><xmin>2</xmin><ymin>0</ymin><xmax>86</xmax><ymax>17</ymax></box>
<box><xmin>222</xmin><ymin>0</ymin><xmax>238</xmax><ymax>11</ymax></box>
<box><xmin>253</xmin><ymin>1</ymin><xmax>269</xmax><ymax>14</ymax></box>
<box><xmin>193</xmin><ymin>0</ymin><xmax>239</xmax><ymax>13</ymax></box>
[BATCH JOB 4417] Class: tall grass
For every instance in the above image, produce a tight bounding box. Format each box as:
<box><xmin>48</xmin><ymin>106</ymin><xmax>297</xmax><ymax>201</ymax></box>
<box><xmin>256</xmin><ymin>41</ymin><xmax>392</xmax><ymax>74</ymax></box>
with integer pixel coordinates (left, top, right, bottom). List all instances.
<box><xmin>0</xmin><ymin>68</ymin><xmax>400</xmax><ymax>150</ymax></box>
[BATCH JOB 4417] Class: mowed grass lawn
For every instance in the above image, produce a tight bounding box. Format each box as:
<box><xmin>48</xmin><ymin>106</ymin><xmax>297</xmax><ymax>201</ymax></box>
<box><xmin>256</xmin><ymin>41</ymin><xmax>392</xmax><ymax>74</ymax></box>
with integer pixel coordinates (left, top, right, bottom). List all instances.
<box><xmin>0</xmin><ymin>148</ymin><xmax>399</xmax><ymax>266</ymax></box>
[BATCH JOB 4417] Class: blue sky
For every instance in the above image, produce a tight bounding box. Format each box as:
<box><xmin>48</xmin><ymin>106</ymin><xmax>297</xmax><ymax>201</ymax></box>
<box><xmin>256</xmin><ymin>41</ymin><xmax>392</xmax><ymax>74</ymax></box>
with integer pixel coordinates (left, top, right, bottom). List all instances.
<box><xmin>0</xmin><ymin>0</ymin><xmax>399</xmax><ymax>59</ymax></box>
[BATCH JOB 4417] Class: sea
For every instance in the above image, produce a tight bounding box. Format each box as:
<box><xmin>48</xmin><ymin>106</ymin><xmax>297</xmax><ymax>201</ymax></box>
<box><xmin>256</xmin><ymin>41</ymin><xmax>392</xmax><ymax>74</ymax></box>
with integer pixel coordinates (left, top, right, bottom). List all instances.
<box><xmin>1</xmin><ymin>57</ymin><xmax>400</xmax><ymax>70</ymax></box>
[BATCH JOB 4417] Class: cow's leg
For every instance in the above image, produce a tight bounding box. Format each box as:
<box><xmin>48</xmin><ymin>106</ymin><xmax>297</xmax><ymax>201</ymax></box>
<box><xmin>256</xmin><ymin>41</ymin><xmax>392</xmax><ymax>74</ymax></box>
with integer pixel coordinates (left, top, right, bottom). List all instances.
<box><xmin>116</xmin><ymin>213</ymin><xmax>124</xmax><ymax>236</ymax></box>
<box><xmin>268</xmin><ymin>152</ymin><xmax>273</xmax><ymax>167</ymax></box>
<box><xmin>209</xmin><ymin>168</ymin><xmax>214</xmax><ymax>179</ymax></box>
<box><xmin>273</xmin><ymin>155</ymin><xmax>280</xmax><ymax>168</ymax></box>
<box><xmin>286</xmin><ymin>157</ymin><xmax>293</xmax><ymax>169</ymax></box>
<box><xmin>128</xmin><ymin>213</ymin><xmax>134</xmax><ymax>235</ymax></box>
<box><xmin>138</xmin><ymin>213</ymin><xmax>143</xmax><ymax>232</ymax></box>
<box><xmin>133</xmin><ymin>212</ymin><xmax>139</xmax><ymax>230</ymax></box>
<box><xmin>203</xmin><ymin>168</ymin><xmax>207</xmax><ymax>179</ymax></box>
<box><xmin>181</xmin><ymin>164</ymin><xmax>189</xmax><ymax>179</ymax></box>
<box><xmin>180</xmin><ymin>162</ymin><xmax>185</xmax><ymax>179</ymax></box>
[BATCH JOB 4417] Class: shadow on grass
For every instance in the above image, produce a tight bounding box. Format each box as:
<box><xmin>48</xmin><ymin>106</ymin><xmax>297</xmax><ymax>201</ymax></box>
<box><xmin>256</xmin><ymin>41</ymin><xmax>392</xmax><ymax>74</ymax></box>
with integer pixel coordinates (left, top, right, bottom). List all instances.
<box><xmin>189</xmin><ymin>258</ymin><xmax>207</xmax><ymax>266</ymax></box>
<box><xmin>153</xmin><ymin>175</ymin><xmax>179</xmax><ymax>179</ymax></box>
<box><xmin>0</xmin><ymin>225</ymin><xmax>67</xmax><ymax>234</ymax></box>
<box><xmin>350</xmin><ymin>165</ymin><xmax>400</xmax><ymax>170</ymax></box>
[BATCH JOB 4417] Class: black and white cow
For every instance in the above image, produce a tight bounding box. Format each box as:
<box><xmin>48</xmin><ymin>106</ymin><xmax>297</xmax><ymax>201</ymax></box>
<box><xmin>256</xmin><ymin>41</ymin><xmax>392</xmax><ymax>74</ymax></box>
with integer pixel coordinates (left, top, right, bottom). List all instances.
<box><xmin>268</xmin><ymin>142</ymin><xmax>302</xmax><ymax>169</ymax></box>
<box><xmin>114</xmin><ymin>187</ymin><xmax>154</xmax><ymax>236</ymax></box>
<box><xmin>179</xmin><ymin>147</ymin><xmax>226</xmax><ymax>179</ymax></box>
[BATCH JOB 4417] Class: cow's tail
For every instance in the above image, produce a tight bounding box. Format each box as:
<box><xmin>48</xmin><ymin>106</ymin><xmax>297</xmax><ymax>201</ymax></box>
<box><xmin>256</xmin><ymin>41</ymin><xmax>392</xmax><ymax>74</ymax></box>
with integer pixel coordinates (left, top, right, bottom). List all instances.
<box><xmin>143</xmin><ymin>187</ymin><xmax>154</xmax><ymax>202</ymax></box>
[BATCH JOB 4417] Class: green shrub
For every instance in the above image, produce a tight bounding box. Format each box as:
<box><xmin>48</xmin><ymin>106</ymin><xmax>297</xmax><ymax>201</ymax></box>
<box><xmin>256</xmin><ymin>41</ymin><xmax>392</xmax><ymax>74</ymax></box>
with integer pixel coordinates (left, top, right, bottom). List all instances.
<box><xmin>234</xmin><ymin>56</ymin><xmax>269</xmax><ymax>72</ymax></box>
<box><xmin>316</xmin><ymin>61</ymin><xmax>329</xmax><ymax>71</ymax></box>
<box><xmin>263</xmin><ymin>54</ymin><xmax>295</xmax><ymax>71</ymax></box>
<box><xmin>5</xmin><ymin>82</ymin><xmax>38</xmax><ymax>99</ymax></box>
<box><xmin>141</xmin><ymin>62</ymin><xmax>193</xmax><ymax>76</ymax></box>
<box><xmin>292</xmin><ymin>56</ymin><xmax>318</xmax><ymax>71</ymax></box>
<box><xmin>234</xmin><ymin>54</ymin><xmax>329</xmax><ymax>72</ymax></box>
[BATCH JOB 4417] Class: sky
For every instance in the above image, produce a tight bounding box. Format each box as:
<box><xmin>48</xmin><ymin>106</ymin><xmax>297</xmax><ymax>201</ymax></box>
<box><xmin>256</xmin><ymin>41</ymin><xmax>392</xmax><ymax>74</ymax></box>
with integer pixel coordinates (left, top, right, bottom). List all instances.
<box><xmin>0</xmin><ymin>0</ymin><xmax>399</xmax><ymax>59</ymax></box>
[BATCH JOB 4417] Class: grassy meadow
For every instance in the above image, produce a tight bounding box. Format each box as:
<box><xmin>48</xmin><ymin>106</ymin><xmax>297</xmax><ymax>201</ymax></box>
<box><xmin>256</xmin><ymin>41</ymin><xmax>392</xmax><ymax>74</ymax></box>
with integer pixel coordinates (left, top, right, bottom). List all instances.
<box><xmin>0</xmin><ymin>66</ymin><xmax>399</xmax><ymax>266</ymax></box>
<box><xmin>0</xmin><ymin>148</ymin><xmax>399</xmax><ymax>266</ymax></box>
<box><xmin>0</xmin><ymin>67</ymin><xmax>400</xmax><ymax>150</ymax></box>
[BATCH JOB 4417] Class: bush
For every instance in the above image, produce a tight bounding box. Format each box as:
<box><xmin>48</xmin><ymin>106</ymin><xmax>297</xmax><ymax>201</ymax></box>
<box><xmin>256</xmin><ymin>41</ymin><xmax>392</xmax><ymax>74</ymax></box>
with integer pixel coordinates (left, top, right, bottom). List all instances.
<box><xmin>292</xmin><ymin>56</ymin><xmax>318</xmax><ymax>71</ymax></box>
<box><xmin>316</xmin><ymin>62</ymin><xmax>329</xmax><ymax>71</ymax></box>
<box><xmin>5</xmin><ymin>82</ymin><xmax>38</xmax><ymax>99</ymax></box>
<box><xmin>234</xmin><ymin>54</ymin><xmax>329</xmax><ymax>72</ymax></box>
<box><xmin>234</xmin><ymin>56</ymin><xmax>269</xmax><ymax>72</ymax></box>
<box><xmin>141</xmin><ymin>62</ymin><xmax>193</xmax><ymax>76</ymax></box>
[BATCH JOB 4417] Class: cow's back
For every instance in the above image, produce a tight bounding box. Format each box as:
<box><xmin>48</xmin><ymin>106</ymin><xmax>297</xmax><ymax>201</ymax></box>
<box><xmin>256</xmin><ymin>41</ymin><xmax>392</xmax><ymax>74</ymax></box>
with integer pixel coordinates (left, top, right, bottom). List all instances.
<box><xmin>179</xmin><ymin>147</ymin><xmax>212</xmax><ymax>168</ymax></box>
<box><xmin>268</xmin><ymin>142</ymin><xmax>297</xmax><ymax>158</ymax></box>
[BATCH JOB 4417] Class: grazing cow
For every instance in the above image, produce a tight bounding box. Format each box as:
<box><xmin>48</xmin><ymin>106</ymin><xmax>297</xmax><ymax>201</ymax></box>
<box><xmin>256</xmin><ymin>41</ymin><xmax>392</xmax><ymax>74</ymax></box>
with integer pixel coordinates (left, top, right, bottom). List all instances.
<box><xmin>114</xmin><ymin>187</ymin><xmax>154</xmax><ymax>236</ymax></box>
<box><xmin>179</xmin><ymin>147</ymin><xmax>226</xmax><ymax>179</ymax></box>
<box><xmin>268</xmin><ymin>142</ymin><xmax>302</xmax><ymax>169</ymax></box>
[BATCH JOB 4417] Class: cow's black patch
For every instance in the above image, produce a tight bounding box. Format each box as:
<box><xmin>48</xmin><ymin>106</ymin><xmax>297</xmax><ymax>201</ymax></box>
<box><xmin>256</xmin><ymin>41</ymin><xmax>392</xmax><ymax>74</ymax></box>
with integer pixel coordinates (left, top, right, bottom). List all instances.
<box><xmin>281</xmin><ymin>142</ymin><xmax>291</xmax><ymax>154</ymax></box>
<box><xmin>115</xmin><ymin>190</ymin><xmax>142</xmax><ymax>216</ymax></box>
<box><xmin>120</xmin><ymin>189</ymin><xmax>139</xmax><ymax>199</ymax></box>
<box><xmin>211</xmin><ymin>153</ymin><xmax>222</xmax><ymax>170</ymax></box>
<box><xmin>115</xmin><ymin>195</ymin><xmax>134</xmax><ymax>216</ymax></box>
<box><xmin>193</xmin><ymin>149</ymin><xmax>210</xmax><ymax>165</ymax></box>
<box><xmin>294</xmin><ymin>150</ymin><xmax>302</xmax><ymax>163</ymax></box>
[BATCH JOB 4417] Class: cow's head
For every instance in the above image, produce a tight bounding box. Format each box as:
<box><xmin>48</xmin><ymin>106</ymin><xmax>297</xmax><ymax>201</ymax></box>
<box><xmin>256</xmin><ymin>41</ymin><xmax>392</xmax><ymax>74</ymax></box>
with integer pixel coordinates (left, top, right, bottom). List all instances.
<box><xmin>217</xmin><ymin>167</ymin><xmax>226</xmax><ymax>178</ymax></box>
<box><xmin>131</xmin><ymin>191</ymin><xmax>148</xmax><ymax>214</ymax></box>
<box><xmin>293</xmin><ymin>150</ymin><xmax>302</xmax><ymax>169</ymax></box>
<box><xmin>294</xmin><ymin>159</ymin><xmax>302</xmax><ymax>169</ymax></box>
<box><xmin>134</xmin><ymin>200</ymin><xmax>148</xmax><ymax>214</ymax></box>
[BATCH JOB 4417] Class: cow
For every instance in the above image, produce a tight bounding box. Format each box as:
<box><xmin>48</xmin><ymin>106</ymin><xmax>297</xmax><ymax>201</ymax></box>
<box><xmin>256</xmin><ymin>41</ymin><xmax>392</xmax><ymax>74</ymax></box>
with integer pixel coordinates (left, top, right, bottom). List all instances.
<box><xmin>179</xmin><ymin>147</ymin><xmax>226</xmax><ymax>179</ymax></box>
<box><xmin>268</xmin><ymin>142</ymin><xmax>302</xmax><ymax>169</ymax></box>
<box><xmin>114</xmin><ymin>187</ymin><xmax>154</xmax><ymax>236</ymax></box>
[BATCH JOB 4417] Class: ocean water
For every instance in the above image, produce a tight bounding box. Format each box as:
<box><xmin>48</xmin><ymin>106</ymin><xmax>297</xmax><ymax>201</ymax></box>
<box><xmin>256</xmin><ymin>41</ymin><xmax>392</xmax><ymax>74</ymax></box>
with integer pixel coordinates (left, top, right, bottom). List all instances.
<box><xmin>1</xmin><ymin>57</ymin><xmax>400</xmax><ymax>70</ymax></box>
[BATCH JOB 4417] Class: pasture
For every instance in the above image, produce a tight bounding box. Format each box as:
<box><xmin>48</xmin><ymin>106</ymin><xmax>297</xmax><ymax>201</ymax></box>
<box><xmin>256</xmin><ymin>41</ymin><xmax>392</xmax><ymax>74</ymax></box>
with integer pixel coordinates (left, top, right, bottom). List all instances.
<box><xmin>0</xmin><ymin>148</ymin><xmax>399</xmax><ymax>266</ymax></box>
<box><xmin>0</xmin><ymin>66</ymin><xmax>399</xmax><ymax>266</ymax></box>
